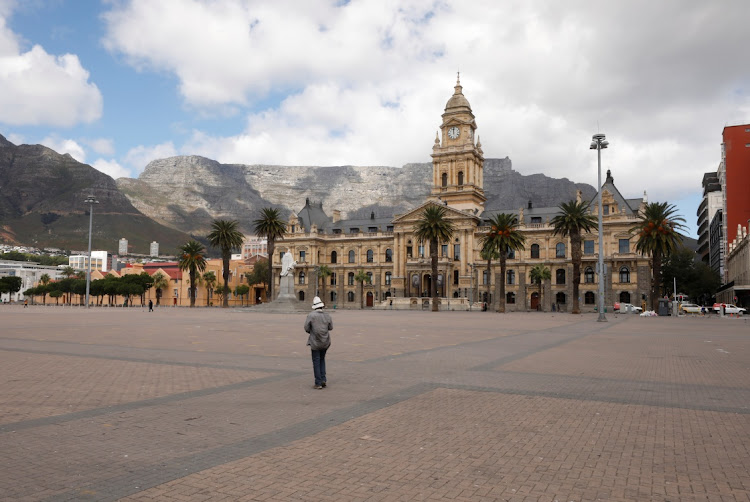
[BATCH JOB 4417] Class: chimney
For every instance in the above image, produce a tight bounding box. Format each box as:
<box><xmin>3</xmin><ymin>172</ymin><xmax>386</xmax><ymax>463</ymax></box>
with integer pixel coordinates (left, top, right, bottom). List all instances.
<box><xmin>332</xmin><ymin>210</ymin><xmax>341</xmax><ymax>223</ymax></box>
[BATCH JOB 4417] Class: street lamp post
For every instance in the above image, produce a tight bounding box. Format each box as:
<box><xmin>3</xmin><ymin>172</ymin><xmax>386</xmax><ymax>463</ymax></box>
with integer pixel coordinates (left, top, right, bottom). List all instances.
<box><xmin>590</xmin><ymin>134</ymin><xmax>609</xmax><ymax>322</ymax></box>
<box><xmin>84</xmin><ymin>195</ymin><xmax>99</xmax><ymax>309</ymax></box>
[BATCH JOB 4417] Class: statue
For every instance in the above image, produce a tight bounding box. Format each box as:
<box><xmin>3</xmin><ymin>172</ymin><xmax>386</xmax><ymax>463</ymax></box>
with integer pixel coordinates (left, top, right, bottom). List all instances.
<box><xmin>280</xmin><ymin>252</ymin><xmax>297</xmax><ymax>277</ymax></box>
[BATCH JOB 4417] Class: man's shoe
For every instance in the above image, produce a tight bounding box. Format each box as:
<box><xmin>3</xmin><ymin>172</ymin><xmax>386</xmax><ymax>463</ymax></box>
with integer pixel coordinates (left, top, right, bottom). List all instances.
<box><xmin>313</xmin><ymin>385</ymin><xmax>323</xmax><ymax>389</ymax></box>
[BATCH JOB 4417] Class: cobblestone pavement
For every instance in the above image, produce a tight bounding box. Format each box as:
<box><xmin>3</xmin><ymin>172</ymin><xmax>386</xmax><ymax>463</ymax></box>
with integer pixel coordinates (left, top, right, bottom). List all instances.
<box><xmin>1</xmin><ymin>305</ymin><xmax>748</xmax><ymax>501</ymax></box>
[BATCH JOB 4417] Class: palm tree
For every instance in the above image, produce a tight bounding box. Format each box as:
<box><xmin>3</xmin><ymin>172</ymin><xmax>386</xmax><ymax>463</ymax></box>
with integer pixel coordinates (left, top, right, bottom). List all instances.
<box><xmin>253</xmin><ymin>208</ymin><xmax>287</xmax><ymax>301</ymax></box>
<box><xmin>630</xmin><ymin>201</ymin><xmax>686</xmax><ymax>310</ymax></box>
<box><xmin>530</xmin><ymin>265</ymin><xmax>551</xmax><ymax>311</ymax></box>
<box><xmin>40</xmin><ymin>273</ymin><xmax>51</xmax><ymax>305</ymax></box>
<box><xmin>413</xmin><ymin>204</ymin><xmax>455</xmax><ymax>311</ymax></box>
<box><xmin>551</xmin><ymin>200</ymin><xmax>597</xmax><ymax>314</ymax></box>
<box><xmin>152</xmin><ymin>272</ymin><xmax>170</xmax><ymax>306</ymax></box>
<box><xmin>202</xmin><ymin>271</ymin><xmax>217</xmax><ymax>306</ymax></box>
<box><xmin>178</xmin><ymin>240</ymin><xmax>207</xmax><ymax>307</ymax></box>
<box><xmin>207</xmin><ymin>219</ymin><xmax>245</xmax><ymax>308</ymax></box>
<box><xmin>354</xmin><ymin>270</ymin><xmax>371</xmax><ymax>309</ymax></box>
<box><xmin>480</xmin><ymin>213</ymin><xmax>526</xmax><ymax>313</ymax></box>
<box><xmin>318</xmin><ymin>264</ymin><xmax>332</xmax><ymax>302</ymax></box>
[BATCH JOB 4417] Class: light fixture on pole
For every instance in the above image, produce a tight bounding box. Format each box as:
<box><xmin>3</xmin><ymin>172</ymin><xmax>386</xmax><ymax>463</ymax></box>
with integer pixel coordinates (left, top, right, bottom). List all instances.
<box><xmin>84</xmin><ymin>194</ymin><xmax>99</xmax><ymax>309</ymax></box>
<box><xmin>590</xmin><ymin>133</ymin><xmax>609</xmax><ymax>322</ymax></box>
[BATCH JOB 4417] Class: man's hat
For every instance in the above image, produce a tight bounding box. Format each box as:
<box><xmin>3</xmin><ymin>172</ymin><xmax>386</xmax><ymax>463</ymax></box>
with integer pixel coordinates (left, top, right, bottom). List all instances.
<box><xmin>312</xmin><ymin>296</ymin><xmax>325</xmax><ymax>310</ymax></box>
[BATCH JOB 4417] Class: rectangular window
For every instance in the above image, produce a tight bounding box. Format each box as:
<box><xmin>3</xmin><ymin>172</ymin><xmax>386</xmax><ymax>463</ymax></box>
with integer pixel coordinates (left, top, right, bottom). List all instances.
<box><xmin>299</xmin><ymin>250</ymin><xmax>305</xmax><ymax>262</ymax></box>
<box><xmin>584</xmin><ymin>240</ymin><xmax>594</xmax><ymax>255</ymax></box>
<box><xmin>618</xmin><ymin>239</ymin><xmax>629</xmax><ymax>254</ymax></box>
<box><xmin>453</xmin><ymin>244</ymin><xmax>460</xmax><ymax>261</ymax></box>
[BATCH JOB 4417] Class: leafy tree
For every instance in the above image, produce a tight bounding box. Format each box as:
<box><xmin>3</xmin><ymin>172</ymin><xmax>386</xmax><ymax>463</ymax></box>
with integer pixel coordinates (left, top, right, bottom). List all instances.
<box><xmin>630</xmin><ymin>202</ymin><xmax>686</xmax><ymax>310</ymax></box>
<box><xmin>178</xmin><ymin>240</ymin><xmax>207</xmax><ymax>307</ymax></box>
<box><xmin>202</xmin><ymin>271</ymin><xmax>217</xmax><ymax>306</ymax></box>
<box><xmin>550</xmin><ymin>200</ymin><xmax>597</xmax><ymax>314</ymax></box>
<box><xmin>207</xmin><ymin>219</ymin><xmax>245</xmax><ymax>308</ymax></box>
<box><xmin>530</xmin><ymin>265</ymin><xmax>551</xmax><ymax>311</ymax></box>
<box><xmin>317</xmin><ymin>264</ymin><xmax>332</xmax><ymax>302</ymax></box>
<box><xmin>480</xmin><ymin>213</ymin><xmax>526</xmax><ymax>313</ymax></box>
<box><xmin>234</xmin><ymin>284</ymin><xmax>250</xmax><ymax>306</ymax></box>
<box><xmin>152</xmin><ymin>272</ymin><xmax>170</xmax><ymax>306</ymax></box>
<box><xmin>253</xmin><ymin>208</ymin><xmax>287</xmax><ymax>301</ymax></box>
<box><xmin>354</xmin><ymin>270</ymin><xmax>371</xmax><ymax>309</ymax></box>
<box><xmin>413</xmin><ymin>204</ymin><xmax>455</xmax><ymax>311</ymax></box>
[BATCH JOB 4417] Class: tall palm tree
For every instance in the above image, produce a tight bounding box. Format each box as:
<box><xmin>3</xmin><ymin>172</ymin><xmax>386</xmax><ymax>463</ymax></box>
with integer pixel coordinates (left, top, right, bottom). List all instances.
<box><xmin>39</xmin><ymin>273</ymin><xmax>51</xmax><ymax>305</ymax></box>
<box><xmin>354</xmin><ymin>270</ymin><xmax>370</xmax><ymax>309</ymax></box>
<box><xmin>202</xmin><ymin>271</ymin><xmax>217</xmax><ymax>306</ymax></box>
<box><xmin>630</xmin><ymin>201</ymin><xmax>685</xmax><ymax>310</ymax></box>
<box><xmin>530</xmin><ymin>265</ymin><xmax>551</xmax><ymax>311</ymax></box>
<box><xmin>152</xmin><ymin>272</ymin><xmax>170</xmax><ymax>306</ymax></box>
<box><xmin>318</xmin><ymin>264</ymin><xmax>332</xmax><ymax>301</ymax></box>
<box><xmin>551</xmin><ymin>200</ymin><xmax>597</xmax><ymax>314</ymax></box>
<box><xmin>178</xmin><ymin>240</ymin><xmax>207</xmax><ymax>307</ymax></box>
<box><xmin>480</xmin><ymin>213</ymin><xmax>526</xmax><ymax>313</ymax></box>
<box><xmin>253</xmin><ymin>208</ymin><xmax>287</xmax><ymax>301</ymax></box>
<box><xmin>207</xmin><ymin>219</ymin><xmax>245</xmax><ymax>308</ymax></box>
<box><xmin>414</xmin><ymin>204</ymin><xmax>455</xmax><ymax>311</ymax></box>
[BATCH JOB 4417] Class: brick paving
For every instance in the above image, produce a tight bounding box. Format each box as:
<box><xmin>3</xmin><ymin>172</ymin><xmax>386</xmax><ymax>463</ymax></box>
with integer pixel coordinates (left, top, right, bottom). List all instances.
<box><xmin>0</xmin><ymin>305</ymin><xmax>748</xmax><ymax>501</ymax></box>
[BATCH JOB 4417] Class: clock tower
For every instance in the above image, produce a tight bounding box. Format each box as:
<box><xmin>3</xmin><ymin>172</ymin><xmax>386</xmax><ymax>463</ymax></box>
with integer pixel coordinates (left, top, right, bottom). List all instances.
<box><xmin>430</xmin><ymin>74</ymin><xmax>486</xmax><ymax>213</ymax></box>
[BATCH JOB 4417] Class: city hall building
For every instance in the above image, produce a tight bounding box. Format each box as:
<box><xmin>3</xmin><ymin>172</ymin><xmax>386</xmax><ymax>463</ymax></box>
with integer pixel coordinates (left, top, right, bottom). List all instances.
<box><xmin>272</xmin><ymin>78</ymin><xmax>651</xmax><ymax>311</ymax></box>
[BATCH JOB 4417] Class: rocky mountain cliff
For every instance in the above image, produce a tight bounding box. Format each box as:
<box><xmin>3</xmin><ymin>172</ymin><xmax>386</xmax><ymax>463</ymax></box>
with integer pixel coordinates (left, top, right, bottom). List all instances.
<box><xmin>118</xmin><ymin>156</ymin><xmax>598</xmax><ymax>235</ymax></box>
<box><xmin>0</xmin><ymin>134</ymin><xmax>192</xmax><ymax>253</ymax></box>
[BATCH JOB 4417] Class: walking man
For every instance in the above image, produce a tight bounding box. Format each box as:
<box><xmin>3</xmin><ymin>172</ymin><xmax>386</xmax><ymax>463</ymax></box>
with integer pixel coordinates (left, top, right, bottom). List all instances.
<box><xmin>304</xmin><ymin>296</ymin><xmax>332</xmax><ymax>389</ymax></box>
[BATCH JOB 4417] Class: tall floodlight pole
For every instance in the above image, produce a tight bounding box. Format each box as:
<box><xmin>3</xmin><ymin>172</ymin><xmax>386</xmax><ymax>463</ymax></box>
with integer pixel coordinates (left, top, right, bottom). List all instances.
<box><xmin>84</xmin><ymin>195</ymin><xmax>99</xmax><ymax>308</ymax></box>
<box><xmin>590</xmin><ymin>134</ymin><xmax>609</xmax><ymax>322</ymax></box>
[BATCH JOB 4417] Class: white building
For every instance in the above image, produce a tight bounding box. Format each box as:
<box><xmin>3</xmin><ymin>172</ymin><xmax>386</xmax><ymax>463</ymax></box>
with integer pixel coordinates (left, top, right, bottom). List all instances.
<box><xmin>119</xmin><ymin>238</ymin><xmax>128</xmax><ymax>255</ymax></box>
<box><xmin>150</xmin><ymin>241</ymin><xmax>159</xmax><ymax>257</ymax></box>
<box><xmin>69</xmin><ymin>251</ymin><xmax>109</xmax><ymax>272</ymax></box>
<box><xmin>0</xmin><ymin>260</ymin><xmax>64</xmax><ymax>303</ymax></box>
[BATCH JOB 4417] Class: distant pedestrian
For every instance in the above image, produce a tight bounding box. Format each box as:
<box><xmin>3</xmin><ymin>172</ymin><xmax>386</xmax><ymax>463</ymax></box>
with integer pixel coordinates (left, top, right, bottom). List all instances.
<box><xmin>304</xmin><ymin>296</ymin><xmax>332</xmax><ymax>389</ymax></box>
<box><xmin>148</xmin><ymin>299</ymin><xmax>153</xmax><ymax>312</ymax></box>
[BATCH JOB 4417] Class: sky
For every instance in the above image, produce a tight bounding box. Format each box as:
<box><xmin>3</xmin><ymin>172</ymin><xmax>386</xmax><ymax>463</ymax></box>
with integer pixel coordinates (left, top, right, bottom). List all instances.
<box><xmin>1</xmin><ymin>0</ymin><xmax>749</xmax><ymax>239</ymax></box>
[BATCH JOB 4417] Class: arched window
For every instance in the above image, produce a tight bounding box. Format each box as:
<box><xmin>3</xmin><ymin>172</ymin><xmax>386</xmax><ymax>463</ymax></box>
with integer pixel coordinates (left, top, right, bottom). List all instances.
<box><xmin>385</xmin><ymin>249</ymin><xmax>393</xmax><ymax>262</ymax></box>
<box><xmin>620</xmin><ymin>291</ymin><xmax>631</xmax><ymax>303</ymax></box>
<box><xmin>506</xmin><ymin>292</ymin><xmax>516</xmax><ymax>304</ymax></box>
<box><xmin>585</xmin><ymin>291</ymin><xmax>595</xmax><ymax>304</ymax></box>
<box><xmin>507</xmin><ymin>270</ymin><xmax>515</xmax><ymax>285</ymax></box>
<box><xmin>531</xmin><ymin>244</ymin><xmax>540</xmax><ymax>259</ymax></box>
<box><xmin>331</xmin><ymin>250</ymin><xmax>337</xmax><ymax>264</ymax></box>
<box><xmin>298</xmin><ymin>291</ymin><xmax>305</xmax><ymax>301</ymax></box>
<box><xmin>348</xmin><ymin>272</ymin><xmax>354</xmax><ymax>285</ymax></box>
<box><xmin>556</xmin><ymin>292</ymin><xmax>566</xmax><ymax>304</ymax></box>
<box><xmin>347</xmin><ymin>291</ymin><xmax>355</xmax><ymax>302</ymax></box>
<box><xmin>441</xmin><ymin>173</ymin><xmax>447</xmax><ymax>187</ymax></box>
<box><xmin>366</xmin><ymin>249</ymin><xmax>374</xmax><ymax>263</ymax></box>
<box><xmin>584</xmin><ymin>267</ymin><xmax>595</xmax><ymax>283</ymax></box>
<box><xmin>385</xmin><ymin>272</ymin><xmax>392</xmax><ymax>285</ymax></box>
<box><xmin>348</xmin><ymin>250</ymin><xmax>355</xmax><ymax>263</ymax></box>
<box><xmin>458</xmin><ymin>171</ymin><xmax>464</xmax><ymax>185</ymax></box>
<box><xmin>556</xmin><ymin>242</ymin><xmax>566</xmax><ymax>258</ymax></box>
<box><xmin>298</xmin><ymin>271</ymin><xmax>305</xmax><ymax>285</ymax></box>
<box><xmin>619</xmin><ymin>266</ymin><xmax>630</xmax><ymax>283</ymax></box>
<box><xmin>556</xmin><ymin>268</ymin><xmax>566</xmax><ymax>285</ymax></box>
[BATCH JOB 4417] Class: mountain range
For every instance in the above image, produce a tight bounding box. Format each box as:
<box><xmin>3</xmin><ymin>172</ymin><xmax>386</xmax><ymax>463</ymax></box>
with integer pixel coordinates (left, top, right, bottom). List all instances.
<box><xmin>1</xmin><ymin>133</ymin><xmax>599</xmax><ymax>254</ymax></box>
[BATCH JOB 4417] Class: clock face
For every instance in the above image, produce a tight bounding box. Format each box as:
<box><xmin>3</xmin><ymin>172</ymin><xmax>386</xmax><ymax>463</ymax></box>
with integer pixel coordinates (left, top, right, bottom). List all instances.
<box><xmin>448</xmin><ymin>126</ymin><xmax>460</xmax><ymax>139</ymax></box>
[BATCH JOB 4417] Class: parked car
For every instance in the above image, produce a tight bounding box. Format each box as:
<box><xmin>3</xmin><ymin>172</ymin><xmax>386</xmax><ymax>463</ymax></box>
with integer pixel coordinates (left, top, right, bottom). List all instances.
<box><xmin>712</xmin><ymin>303</ymin><xmax>746</xmax><ymax>315</ymax></box>
<box><xmin>679</xmin><ymin>303</ymin><xmax>703</xmax><ymax>314</ymax></box>
<box><xmin>614</xmin><ymin>302</ymin><xmax>642</xmax><ymax>313</ymax></box>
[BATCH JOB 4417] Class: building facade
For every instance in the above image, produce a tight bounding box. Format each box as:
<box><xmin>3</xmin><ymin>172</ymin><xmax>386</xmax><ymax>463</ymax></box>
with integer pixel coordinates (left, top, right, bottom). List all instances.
<box><xmin>270</xmin><ymin>78</ymin><xmax>651</xmax><ymax>311</ymax></box>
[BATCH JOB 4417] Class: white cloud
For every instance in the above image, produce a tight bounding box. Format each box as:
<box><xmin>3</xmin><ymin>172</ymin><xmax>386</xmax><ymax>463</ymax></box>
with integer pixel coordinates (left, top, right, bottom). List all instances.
<box><xmin>124</xmin><ymin>142</ymin><xmax>177</xmax><ymax>175</ymax></box>
<box><xmin>40</xmin><ymin>136</ymin><xmax>86</xmax><ymax>163</ymax></box>
<box><xmin>92</xmin><ymin>158</ymin><xmax>131</xmax><ymax>180</ymax></box>
<box><xmin>0</xmin><ymin>5</ymin><xmax>102</xmax><ymax>126</ymax></box>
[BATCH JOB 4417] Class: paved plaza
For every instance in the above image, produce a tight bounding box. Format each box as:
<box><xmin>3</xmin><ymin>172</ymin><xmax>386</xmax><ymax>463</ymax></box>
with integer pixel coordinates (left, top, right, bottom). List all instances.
<box><xmin>1</xmin><ymin>305</ymin><xmax>749</xmax><ymax>501</ymax></box>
